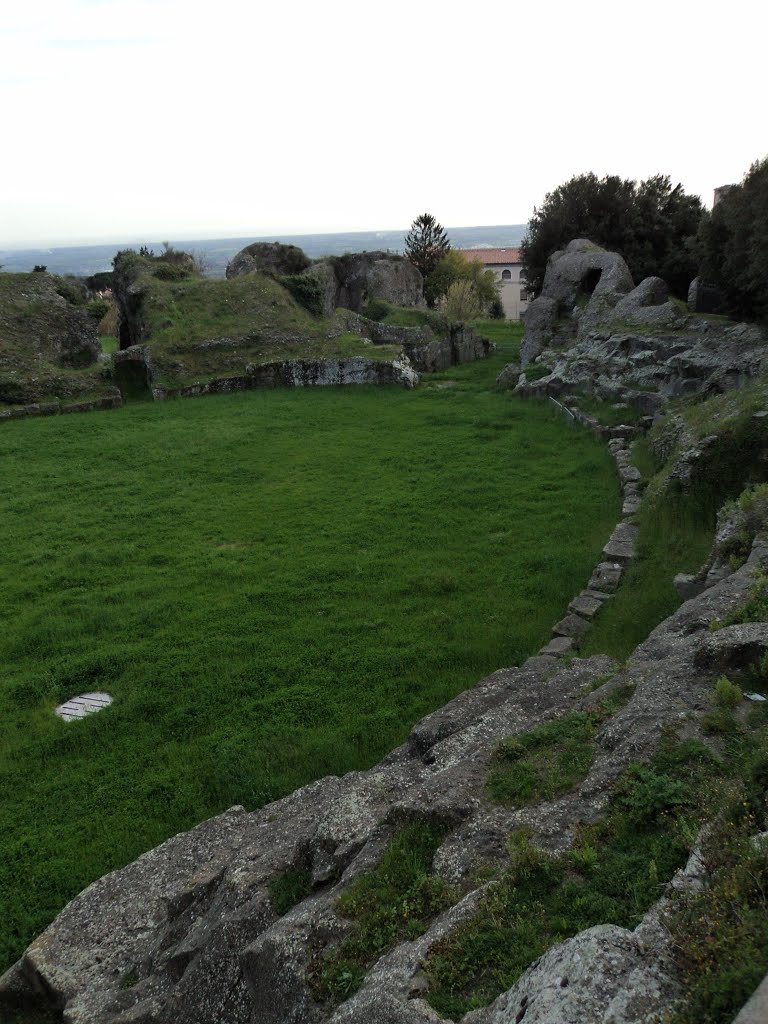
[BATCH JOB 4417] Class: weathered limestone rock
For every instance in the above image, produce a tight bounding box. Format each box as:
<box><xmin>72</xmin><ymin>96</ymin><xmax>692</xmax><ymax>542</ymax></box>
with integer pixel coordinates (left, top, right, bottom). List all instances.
<box><xmin>519</xmin><ymin>296</ymin><xmax>558</xmax><ymax>367</ymax></box>
<box><xmin>306</xmin><ymin>252</ymin><xmax>424</xmax><ymax>316</ymax></box>
<box><xmin>542</xmin><ymin>240</ymin><xmax>635</xmax><ymax>310</ymax></box>
<box><xmin>495</xmin><ymin>362</ymin><xmax>521</xmax><ymax>388</ymax></box>
<box><xmin>225</xmin><ymin>241</ymin><xmax>311</xmax><ymax>279</ymax></box>
<box><xmin>538</xmin><ymin>635</ymin><xmax>576</xmax><ymax>657</ymax></box>
<box><xmin>464</xmin><ymin>923</ymin><xmax>679</xmax><ymax>1024</ymax></box>
<box><xmin>617</xmin><ymin>276</ymin><xmax>669</xmax><ymax>309</ymax></box>
<box><xmin>152</xmin><ymin>357</ymin><xmax>420</xmax><ymax>398</ymax></box>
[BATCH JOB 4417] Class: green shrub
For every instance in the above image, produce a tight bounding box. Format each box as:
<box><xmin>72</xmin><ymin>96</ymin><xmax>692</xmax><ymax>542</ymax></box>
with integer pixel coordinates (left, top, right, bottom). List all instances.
<box><xmin>362</xmin><ymin>297</ymin><xmax>391</xmax><ymax>322</ymax></box>
<box><xmin>86</xmin><ymin>298</ymin><xmax>111</xmax><ymax>323</ymax></box>
<box><xmin>151</xmin><ymin>262</ymin><xmax>192</xmax><ymax>282</ymax></box>
<box><xmin>281</xmin><ymin>274</ymin><xmax>323</xmax><ymax>317</ymax></box>
<box><xmin>714</xmin><ymin>676</ymin><xmax>742</xmax><ymax>709</ymax></box>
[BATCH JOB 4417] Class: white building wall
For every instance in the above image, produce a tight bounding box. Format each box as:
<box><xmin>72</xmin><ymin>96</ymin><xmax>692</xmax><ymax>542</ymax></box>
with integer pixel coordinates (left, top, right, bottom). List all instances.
<box><xmin>489</xmin><ymin>263</ymin><xmax>529</xmax><ymax>320</ymax></box>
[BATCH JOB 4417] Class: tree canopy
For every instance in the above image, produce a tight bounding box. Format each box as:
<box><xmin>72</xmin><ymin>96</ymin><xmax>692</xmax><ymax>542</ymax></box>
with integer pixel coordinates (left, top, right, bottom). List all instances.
<box><xmin>520</xmin><ymin>173</ymin><xmax>703</xmax><ymax>298</ymax></box>
<box><xmin>697</xmin><ymin>158</ymin><xmax>768</xmax><ymax>324</ymax></box>
<box><xmin>404</xmin><ymin>214</ymin><xmax>451</xmax><ymax>304</ymax></box>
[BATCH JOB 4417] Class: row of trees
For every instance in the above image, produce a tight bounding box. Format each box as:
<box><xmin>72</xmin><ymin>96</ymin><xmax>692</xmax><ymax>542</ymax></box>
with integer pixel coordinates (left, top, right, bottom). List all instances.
<box><xmin>405</xmin><ymin>159</ymin><xmax>767</xmax><ymax>326</ymax></box>
<box><xmin>519</xmin><ymin>173</ymin><xmax>704</xmax><ymax>299</ymax></box>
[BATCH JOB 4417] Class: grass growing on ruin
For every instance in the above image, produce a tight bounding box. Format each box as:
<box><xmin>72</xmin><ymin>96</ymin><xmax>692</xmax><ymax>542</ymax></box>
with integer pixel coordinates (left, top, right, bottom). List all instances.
<box><xmin>312</xmin><ymin>821</ymin><xmax>452</xmax><ymax>1003</ymax></box>
<box><xmin>581</xmin><ymin>484</ymin><xmax>718</xmax><ymax>659</ymax></box>
<box><xmin>269</xmin><ymin>867</ymin><xmax>313</xmax><ymax>916</ymax></box>
<box><xmin>0</xmin><ymin>320</ymin><xmax>623</xmax><ymax>971</ymax></box>
<box><xmin>425</xmin><ymin>738</ymin><xmax>713</xmax><ymax>1018</ymax></box>
<box><xmin>486</xmin><ymin>687</ymin><xmax>634</xmax><ymax>807</ymax></box>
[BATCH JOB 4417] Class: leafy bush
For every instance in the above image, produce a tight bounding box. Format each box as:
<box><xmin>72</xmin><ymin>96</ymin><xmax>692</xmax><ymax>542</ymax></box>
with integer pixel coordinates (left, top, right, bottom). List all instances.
<box><xmin>54</xmin><ymin>277</ymin><xmax>87</xmax><ymax>306</ymax></box>
<box><xmin>86</xmin><ymin>298</ymin><xmax>111</xmax><ymax>323</ymax></box>
<box><xmin>714</xmin><ymin>675</ymin><xmax>742</xmax><ymax>709</ymax></box>
<box><xmin>151</xmin><ymin>262</ymin><xmax>192</xmax><ymax>282</ymax></box>
<box><xmin>362</xmin><ymin>297</ymin><xmax>391</xmax><ymax>322</ymax></box>
<box><xmin>281</xmin><ymin>274</ymin><xmax>323</xmax><ymax>317</ymax></box>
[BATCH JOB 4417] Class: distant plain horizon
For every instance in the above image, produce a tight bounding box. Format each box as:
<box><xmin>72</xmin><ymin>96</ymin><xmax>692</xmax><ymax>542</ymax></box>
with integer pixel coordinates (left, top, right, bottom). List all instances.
<box><xmin>0</xmin><ymin>222</ymin><xmax>526</xmax><ymax>253</ymax></box>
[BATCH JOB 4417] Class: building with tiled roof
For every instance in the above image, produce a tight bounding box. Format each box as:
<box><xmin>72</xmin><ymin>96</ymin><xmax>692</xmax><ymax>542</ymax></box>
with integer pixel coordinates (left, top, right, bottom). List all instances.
<box><xmin>457</xmin><ymin>247</ymin><xmax>529</xmax><ymax>320</ymax></box>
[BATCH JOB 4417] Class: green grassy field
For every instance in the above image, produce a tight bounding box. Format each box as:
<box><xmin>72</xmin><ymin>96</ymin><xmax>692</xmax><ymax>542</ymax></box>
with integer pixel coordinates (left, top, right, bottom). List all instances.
<box><xmin>0</xmin><ymin>322</ymin><xmax>623</xmax><ymax>971</ymax></box>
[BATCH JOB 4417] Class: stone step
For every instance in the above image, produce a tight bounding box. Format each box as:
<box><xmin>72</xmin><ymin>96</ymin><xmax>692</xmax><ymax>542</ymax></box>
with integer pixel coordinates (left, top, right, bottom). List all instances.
<box><xmin>588</xmin><ymin>561</ymin><xmax>624</xmax><ymax>593</ymax></box>
<box><xmin>568</xmin><ymin>592</ymin><xmax>605</xmax><ymax>621</ymax></box>
<box><xmin>602</xmin><ymin>522</ymin><xmax>639</xmax><ymax>565</ymax></box>
<box><xmin>539</xmin><ymin>635</ymin><xmax>575</xmax><ymax>658</ymax></box>
<box><xmin>552</xmin><ymin>613</ymin><xmax>590</xmax><ymax>640</ymax></box>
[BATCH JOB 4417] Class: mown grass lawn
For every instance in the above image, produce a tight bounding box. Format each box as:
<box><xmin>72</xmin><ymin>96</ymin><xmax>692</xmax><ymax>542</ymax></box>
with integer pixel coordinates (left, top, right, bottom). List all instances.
<box><xmin>0</xmin><ymin>322</ymin><xmax>621</xmax><ymax>970</ymax></box>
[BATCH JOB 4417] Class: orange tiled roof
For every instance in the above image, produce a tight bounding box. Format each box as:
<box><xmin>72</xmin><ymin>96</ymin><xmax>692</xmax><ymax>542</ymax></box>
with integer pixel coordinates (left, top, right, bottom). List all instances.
<box><xmin>456</xmin><ymin>247</ymin><xmax>521</xmax><ymax>265</ymax></box>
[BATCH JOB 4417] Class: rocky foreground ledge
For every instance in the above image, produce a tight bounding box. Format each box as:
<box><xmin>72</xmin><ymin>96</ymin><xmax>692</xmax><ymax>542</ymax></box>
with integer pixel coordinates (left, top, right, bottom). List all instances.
<box><xmin>3</xmin><ymin>527</ymin><xmax>768</xmax><ymax>1022</ymax></box>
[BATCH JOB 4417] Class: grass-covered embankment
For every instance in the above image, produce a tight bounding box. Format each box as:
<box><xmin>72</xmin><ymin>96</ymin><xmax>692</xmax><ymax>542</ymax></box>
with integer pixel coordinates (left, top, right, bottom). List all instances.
<box><xmin>123</xmin><ymin>268</ymin><xmax>402</xmax><ymax>392</ymax></box>
<box><xmin>0</xmin><ymin>321</ymin><xmax>622</xmax><ymax>971</ymax></box>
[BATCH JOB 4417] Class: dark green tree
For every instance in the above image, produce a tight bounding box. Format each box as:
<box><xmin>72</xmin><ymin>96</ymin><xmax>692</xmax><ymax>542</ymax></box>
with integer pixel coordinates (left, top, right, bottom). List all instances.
<box><xmin>521</xmin><ymin>173</ymin><xmax>703</xmax><ymax>298</ymax></box>
<box><xmin>404</xmin><ymin>213</ymin><xmax>451</xmax><ymax>306</ymax></box>
<box><xmin>698</xmin><ymin>158</ymin><xmax>768</xmax><ymax>323</ymax></box>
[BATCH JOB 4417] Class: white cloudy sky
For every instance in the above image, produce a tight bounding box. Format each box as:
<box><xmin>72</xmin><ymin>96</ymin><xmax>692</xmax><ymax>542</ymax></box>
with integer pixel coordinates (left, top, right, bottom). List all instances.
<box><xmin>0</xmin><ymin>0</ymin><xmax>764</xmax><ymax>246</ymax></box>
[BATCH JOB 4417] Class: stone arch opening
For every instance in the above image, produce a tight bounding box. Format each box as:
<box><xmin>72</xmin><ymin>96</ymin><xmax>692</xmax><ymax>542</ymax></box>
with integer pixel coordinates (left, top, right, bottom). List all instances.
<box><xmin>501</xmin><ymin>269</ymin><xmax>512</xmax><ymax>281</ymax></box>
<box><xmin>580</xmin><ymin>268</ymin><xmax>602</xmax><ymax>295</ymax></box>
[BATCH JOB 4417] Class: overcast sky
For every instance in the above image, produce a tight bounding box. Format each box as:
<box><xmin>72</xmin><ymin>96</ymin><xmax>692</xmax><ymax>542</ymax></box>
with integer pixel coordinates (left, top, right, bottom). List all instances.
<box><xmin>0</xmin><ymin>0</ymin><xmax>764</xmax><ymax>247</ymax></box>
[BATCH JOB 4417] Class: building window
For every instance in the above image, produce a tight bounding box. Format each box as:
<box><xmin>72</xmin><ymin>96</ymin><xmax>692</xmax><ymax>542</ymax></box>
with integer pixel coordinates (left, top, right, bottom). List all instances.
<box><xmin>501</xmin><ymin>269</ymin><xmax>512</xmax><ymax>281</ymax></box>
<box><xmin>520</xmin><ymin>289</ymin><xmax>529</xmax><ymax>302</ymax></box>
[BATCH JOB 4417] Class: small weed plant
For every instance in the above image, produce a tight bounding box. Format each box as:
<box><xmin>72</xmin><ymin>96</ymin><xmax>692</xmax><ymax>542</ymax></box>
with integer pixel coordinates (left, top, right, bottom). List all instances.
<box><xmin>486</xmin><ymin>687</ymin><xmax>635</xmax><ymax>807</ymax></box>
<box><xmin>269</xmin><ymin>867</ymin><xmax>313</xmax><ymax>916</ymax></box>
<box><xmin>425</xmin><ymin>737</ymin><xmax>711</xmax><ymax>1018</ymax></box>
<box><xmin>311</xmin><ymin>821</ymin><xmax>453</xmax><ymax>1004</ymax></box>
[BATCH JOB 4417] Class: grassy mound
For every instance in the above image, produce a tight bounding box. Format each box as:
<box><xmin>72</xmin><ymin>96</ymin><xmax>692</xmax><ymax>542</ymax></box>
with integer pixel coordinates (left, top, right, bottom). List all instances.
<box><xmin>0</xmin><ymin>322</ymin><xmax>623</xmax><ymax>970</ymax></box>
<box><xmin>117</xmin><ymin>262</ymin><xmax>403</xmax><ymax>392</ymax></box>
<box><xmin>0</xmin><ymin>274</ymin><xmax>117</xmax><ymax>408</ymax></box>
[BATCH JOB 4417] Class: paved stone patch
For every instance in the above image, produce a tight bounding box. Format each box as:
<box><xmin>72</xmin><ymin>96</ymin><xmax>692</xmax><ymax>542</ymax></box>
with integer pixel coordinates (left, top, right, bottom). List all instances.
<box><xmin>55</xmin><ymin>692</ymin><xmax>113</xmax><ymax>722</ymax></box>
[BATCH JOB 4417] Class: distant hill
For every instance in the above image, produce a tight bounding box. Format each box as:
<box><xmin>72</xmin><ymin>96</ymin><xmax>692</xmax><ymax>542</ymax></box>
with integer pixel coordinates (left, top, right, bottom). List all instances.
<box><xmin>0</xmin><ymin>225</ymin><xmax>526</xmax><ymax>279</ymax></box>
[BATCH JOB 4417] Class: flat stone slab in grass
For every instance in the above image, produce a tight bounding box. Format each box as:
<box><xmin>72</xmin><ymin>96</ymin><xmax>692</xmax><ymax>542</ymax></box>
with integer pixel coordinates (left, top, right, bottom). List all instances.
<box><xmin>584</xmin><ymin>587</ymin><xmax>613</xmax><ymax>603</ymax></box>
<box><xmin>623</xmin><ymin>495</ymin><xmax>642</xmax><ymax>515</ymax></box>
<box><xmin>618</xmin><ymin>465</ymin><xmax>642</xmax><ymax>484</ymax></box>
<box><xmin>589</xmin><ymin>561</ymin><xmax>624</xmax><ymax>593</ymax></box>
<box><xmin>55</xmin><ymin>692</ymin><xmax>113</xmax><ymax>722</ymax></box>
<box><xmin>603</xmin><ymin>522</ymin><xmax>639</xmax><ymax>565</ymax></box>
<box><xmin>569</xmin><ymin>592</ymin><xmax>605</xmax><ymax>620</ymax></box>
<box><xmin>539</xmin><ymin>635</ymin><xmax>576</xmax><ymax>658</ymax></box>
<box><xmin>552</xmin><ymin>613</ymin><xmax>590</xmax><ymax>639</ymax></box>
